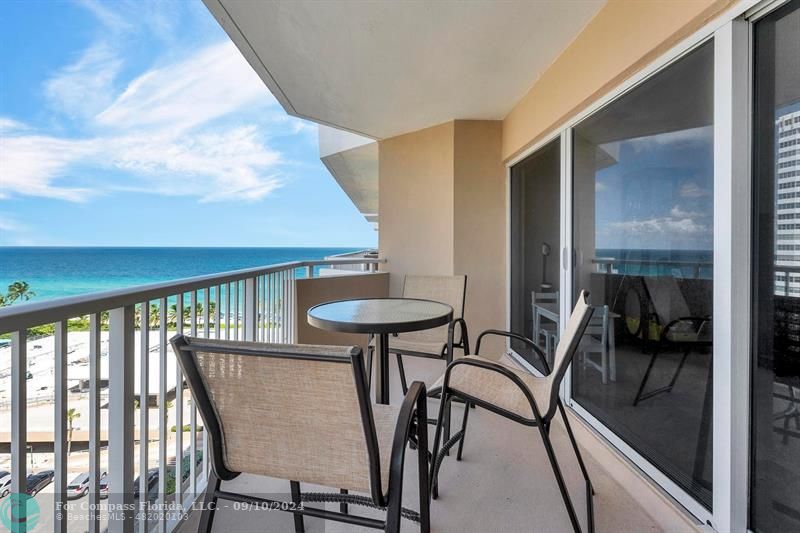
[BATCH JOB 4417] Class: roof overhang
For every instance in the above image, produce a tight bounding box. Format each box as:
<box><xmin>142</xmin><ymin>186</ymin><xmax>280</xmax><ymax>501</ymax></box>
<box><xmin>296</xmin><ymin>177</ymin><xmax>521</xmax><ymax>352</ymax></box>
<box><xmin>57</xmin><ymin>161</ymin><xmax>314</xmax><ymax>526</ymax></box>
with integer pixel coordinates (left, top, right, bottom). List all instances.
<box><xmin>203</xmin><ymin>0</ymin><xmax>606</xmax><ymax>140</ymax></box>
<box><xmin>319</xmin><ymin>126</ymin><xmax>378</xmax><ymax>229</ymax></box>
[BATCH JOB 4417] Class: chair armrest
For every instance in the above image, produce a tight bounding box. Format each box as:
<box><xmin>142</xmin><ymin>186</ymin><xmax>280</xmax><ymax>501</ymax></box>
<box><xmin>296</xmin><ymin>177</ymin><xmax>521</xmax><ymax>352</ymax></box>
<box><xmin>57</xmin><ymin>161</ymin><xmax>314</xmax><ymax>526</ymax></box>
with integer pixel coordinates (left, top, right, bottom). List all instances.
<box><xmin>662</xmin><ymin>316</ymin><xmax>711</xmax><ymax>337</ymax></box>
<box><xmin>386</xmin><ymin>381</ymin><xmax>428</xmax><ymax>499</ymax></box>
<box><xmin>448</xmin><ymin>318</ymin><xmax>470</xmax><ymax>354</ymax></box>
<box><xmin>475</xmin><ymin>329</ymin><xmax>550</xmax><ymax>374</ymax></box>
<box><xmin>442</xmin><ymin>357</ymin><xmax>542</xmax><ymax>423</ymax></box>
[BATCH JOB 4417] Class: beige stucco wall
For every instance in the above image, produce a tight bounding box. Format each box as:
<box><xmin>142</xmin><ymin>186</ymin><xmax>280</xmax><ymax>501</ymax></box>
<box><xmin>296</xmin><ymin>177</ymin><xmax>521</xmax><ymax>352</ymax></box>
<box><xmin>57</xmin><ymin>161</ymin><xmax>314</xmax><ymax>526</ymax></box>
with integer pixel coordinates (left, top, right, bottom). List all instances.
<box><xmin>378</xmin><ymin>121</ymin><xmax>455</xmax><ymax>297</ymax></box>
<box><xmin>378</xmin><ymin>120</ymin><xmax>506</xmax><ymax>357</ymax></box>
<box><xmin>294</xmin><ymin>272</ymin><xmax>390</xmax><ymax>349</ymax></box>
<box><xmin>502</xmin><ymin>0</ymin><xmax>734</xmax><ymax>162</ymax></box>
<box><xmin>453</xmin><ymin>121</ymin><xmax>506</xmax><ymax>354</ymax></box>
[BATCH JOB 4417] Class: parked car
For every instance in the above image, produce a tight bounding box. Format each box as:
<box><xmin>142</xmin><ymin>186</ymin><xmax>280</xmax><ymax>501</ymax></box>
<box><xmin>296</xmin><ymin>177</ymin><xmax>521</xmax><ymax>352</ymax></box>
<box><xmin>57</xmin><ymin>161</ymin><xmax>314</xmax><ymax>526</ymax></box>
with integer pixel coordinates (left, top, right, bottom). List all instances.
<box><xmin>26</xmin><ymin>470</ymin><xmax>54</xmax><ymax>496</ymax></box>
<box><xmin>0</xmin><ymin>471</ymin><xmax>11</xmax><ymax>498</ymax></box>
<box><xmin>98</xmin><ymin>472</ymin><xmax>109</xmax><ymax>499</ymax></box>
<box><xmin>67</xmin><ymin>471</ymin><xmax>108</xmax><ymax>500</ymax></box>
<box><xmin>133</xmin><ymin>469</ymin><xmax>159</xmax><ymax>502</ymax></box>
<box><xmin>67</xmin><ymin>472</ymin><xmax>90</xmax><ymax>499</ymax></box>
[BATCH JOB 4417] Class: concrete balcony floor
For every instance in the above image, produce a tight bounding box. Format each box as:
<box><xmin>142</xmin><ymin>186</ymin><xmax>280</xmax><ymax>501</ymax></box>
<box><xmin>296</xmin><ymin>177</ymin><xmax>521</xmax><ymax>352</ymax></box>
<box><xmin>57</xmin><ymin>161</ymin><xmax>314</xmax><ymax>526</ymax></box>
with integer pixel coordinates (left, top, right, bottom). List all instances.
<box><xmin>178</xmin><ymin>354</ymin><xmax>692</xmax><ymax>532</ymax></box>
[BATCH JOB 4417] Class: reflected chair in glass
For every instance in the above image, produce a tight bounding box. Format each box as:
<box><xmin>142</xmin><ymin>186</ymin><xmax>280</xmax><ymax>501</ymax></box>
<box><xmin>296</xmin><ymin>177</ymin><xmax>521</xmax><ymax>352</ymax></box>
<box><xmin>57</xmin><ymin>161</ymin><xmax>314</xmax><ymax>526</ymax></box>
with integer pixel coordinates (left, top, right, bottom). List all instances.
<box><xmin>532</xmin><ymin>290</ymin><xmax>559</xmax><ymax>364</ymax></box>
<box><xmin>633</xmin><ymin>276</ymin><xmax>712</xmax><ymax>406</ymax></box>
<box><xmin>171</xmin><ymin>336</ymin><xmax>430</xmax><ymax>533</ymax></box>
<box><xmin>429</xmin><ymin>291</ymin><xmax>595</xmax><ymax>533</ymax></box>
<box><xmin>774</xmin><ymin>377</ymin><xmax>800</xmax><ymax>444</ymax></box>
<box><xmin>578</xmin><ymin>305</ymin><xmax>616</xmax><ymax>384</ymax></box>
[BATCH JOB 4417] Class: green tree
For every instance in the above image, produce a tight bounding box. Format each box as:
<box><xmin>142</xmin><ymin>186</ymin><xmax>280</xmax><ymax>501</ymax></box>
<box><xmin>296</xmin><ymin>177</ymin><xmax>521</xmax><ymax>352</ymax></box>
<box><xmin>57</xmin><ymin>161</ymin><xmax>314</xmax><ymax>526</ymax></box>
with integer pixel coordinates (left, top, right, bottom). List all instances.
<box><xmin>6</xmin><ymin>281</ymin><xmax>35</xmax><ymax>304</ymax></box>
<box><xmin>149</xmin><ymin>303</ymin><xmax>160</xmax><ymax>328</ymax></box>
<box><xmin>0</xmin><ymin>281</ymin><xmax>35</xmax><ymax>307</ymax></box>
<box><xmin>66</xmin><ymin>408</ymin><xmax>80</xmax><ymax>455</ymax></box>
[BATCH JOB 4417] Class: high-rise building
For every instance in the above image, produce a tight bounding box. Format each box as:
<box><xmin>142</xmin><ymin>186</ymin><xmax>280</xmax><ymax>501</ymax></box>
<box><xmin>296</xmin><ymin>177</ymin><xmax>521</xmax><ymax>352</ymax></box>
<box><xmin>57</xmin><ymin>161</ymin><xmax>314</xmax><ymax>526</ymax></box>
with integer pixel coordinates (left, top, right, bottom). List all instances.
<box><xmin>775</xmin><ymin>107</ymin><xmax>800</xmax><ymax>296</ymax></box>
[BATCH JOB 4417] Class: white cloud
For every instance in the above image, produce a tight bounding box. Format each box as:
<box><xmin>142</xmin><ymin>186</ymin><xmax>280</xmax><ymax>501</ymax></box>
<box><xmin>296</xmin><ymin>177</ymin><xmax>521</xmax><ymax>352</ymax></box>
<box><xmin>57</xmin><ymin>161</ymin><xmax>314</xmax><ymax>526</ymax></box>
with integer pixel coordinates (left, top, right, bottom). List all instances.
<box><xmin>97</xmin><ymin>41</ymin><xmax>275</xmax><ymax>134</ymax></box>
<box><xmin>679</xmin><ymin>182</ymin><xmax>711</xmax><ymax>198</ymax></box>
<box><xmin>2</xmin><ymin>36</ymin><xmax>294</xmax><ymax>203</ymax></box>
<box><xmin>0</xmin><ymin>131</ymin><xmax>97</xmax><ymax>201</ymax></box>
<box><xmin>0</xmin><ymin>118</ymin><xmax>30</xmax><ymax>133</ymax></box>
<box><xmin>610</xmin><ymin>215</ymin><xmax>709</xmax><ymax>237</ymax></box>
<box><xmin>44</xmin><ymin>42</ymin><xmax>122</xmax><ymax>119</ymax></box>
<box><xmin>76</xmin><ymin>0</ymin><xmax>134</xmax><ymax>34</ymax></box>
<box><xmin>670</xmin><ymin>205</ymin><xmax>704</xmax><ymax>219</ymax></box>
<box><xmin>105</xmin><ymin>126</ymin><xmax>283</xmax><ymax>202</ymax></box>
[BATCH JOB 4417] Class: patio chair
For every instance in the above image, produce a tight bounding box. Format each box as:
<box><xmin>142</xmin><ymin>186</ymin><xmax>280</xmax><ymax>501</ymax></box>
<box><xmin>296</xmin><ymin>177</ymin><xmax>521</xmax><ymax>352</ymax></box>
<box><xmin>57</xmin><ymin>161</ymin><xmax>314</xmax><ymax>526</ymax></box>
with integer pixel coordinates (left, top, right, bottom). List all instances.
<box><xmin>367</xmin><ymin>274</ymin><xmax>469</xmax><ymax>395</ymax></box>
<box><xmin>532</xmin><ymin>290</ymin><xmax>559</xmax><ymax>364</ymax></box>
<box><xmin>578</xmin><ymin>305</ymin><xmax>616</xmax><ymax>384</ymax></box>
<box><xmin>428</xmin><ymin>291</ymin><xmax>595</xmax><ymax>533</ymax></box>
<box><xmin>633</xmin><ymin>276</ymin><xmax>712</xmax><ymax>406</ymax></box>
<box><xmin>170</xmin><ymin>336</ymin><xmax>430</xmax><ymax>533</ymax></box>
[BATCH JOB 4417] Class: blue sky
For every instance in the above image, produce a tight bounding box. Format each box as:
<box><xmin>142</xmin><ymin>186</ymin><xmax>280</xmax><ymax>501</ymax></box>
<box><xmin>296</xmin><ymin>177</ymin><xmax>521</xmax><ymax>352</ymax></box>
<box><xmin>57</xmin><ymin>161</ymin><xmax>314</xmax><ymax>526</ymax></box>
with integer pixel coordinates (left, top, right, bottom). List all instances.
<box><xmin>593</xmin><ymin>125</ymin><xmax>714</xmax><ymax>251</ymax></box>
<box><xmin>0</xmin><ymin>0</ymin><xmax>377</xmax><ymax>247</ymax></box>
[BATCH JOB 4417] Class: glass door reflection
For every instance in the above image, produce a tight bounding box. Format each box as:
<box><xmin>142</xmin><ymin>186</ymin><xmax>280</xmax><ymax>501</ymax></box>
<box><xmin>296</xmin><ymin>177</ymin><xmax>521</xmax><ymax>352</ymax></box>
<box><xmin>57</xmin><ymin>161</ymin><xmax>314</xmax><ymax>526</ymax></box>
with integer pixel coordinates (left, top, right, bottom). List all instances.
<box><xmin>571</xmin><ymin>41</ymin><xmax>715</xmax><ymax>507</ymax></box>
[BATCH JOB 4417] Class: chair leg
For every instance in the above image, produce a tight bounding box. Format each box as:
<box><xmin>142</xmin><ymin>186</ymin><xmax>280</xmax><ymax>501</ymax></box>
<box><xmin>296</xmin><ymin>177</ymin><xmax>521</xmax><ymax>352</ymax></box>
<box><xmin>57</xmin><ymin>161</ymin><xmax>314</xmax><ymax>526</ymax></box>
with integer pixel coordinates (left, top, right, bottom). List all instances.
<box><xmin>558</xmin><ymin>401</ymin><xmax>594</xmax><ymax>494</ymax></box>
<box><xmin>601</xmin><ymin>346</ymin><xmax>608</xmax><ymax>385</ymax></box>
<box><xmin>456</xmin><ymin>402</ymin><xmax>471</xmax><ymax>461</ymax></box>
<box><xmin>536</xmin><ymin>422</ymin><xmax>583</xmax><ymax>533</ymax></box>
<box><xmin>443</xmin><ymin>344</ymin><xmax>454</xmax><ymax>454</ymax></box>
<box><xmin>396</xmin><ymin>353</ymin><xmax>409</xmax><ymax>395</ymax></box>
<box><xmin>666</xmin><ymin>349</ymin><xmax>690</xmax><ymax>390</ymax></box>
<box><xmin>290</xmin><ymin>480</ymin><xmax>304</xmax><ymax>533</ymax></box>
<box><xmin>366</xmin><ymin>345</ymin><xmax>374</xmax><ymax>390</ymax></box>
<box><xmin>633</xmin><ymin>350</ymin><xmax>660</xmax><ymax>406</ymax></box>
<box><xmin>634</xmin><ymin>347</ymin><xmax>691</xmax><ymax>405</ymax></box>
<box><xmin>417</xmin><ymin>393</ymin><xmax>431</xmax><ymax>533</ymax></box>
<box><xmin>198</xmin><ymin>471</ymin><xmax>220</xmax><ymax>533</ymax></box>
<box><xmin>430</xmin><ymin>392</ymin><xmax>451</xmax><ymax>500</ymax></box>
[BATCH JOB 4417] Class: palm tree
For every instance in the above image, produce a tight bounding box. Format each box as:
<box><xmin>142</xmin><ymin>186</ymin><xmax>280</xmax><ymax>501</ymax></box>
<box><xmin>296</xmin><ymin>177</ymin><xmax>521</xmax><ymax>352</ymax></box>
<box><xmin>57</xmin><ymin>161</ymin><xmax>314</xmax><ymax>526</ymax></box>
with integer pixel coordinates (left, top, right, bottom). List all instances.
<box><xmin>149</xmin><ymin>303</ymin><xmax>160</xmax><ymax>328</ymax></box>
<box><xmin>5</xmin><ymin>281</ymin><xmax>35</xmax><ymax>304</ymax></box>
<box><xmin>66</xmin><ymin>408</ymin><xmax>80</xmax><ymax>455</ymax></box>
<box><xmin>168</xmin><ymin>304</ymin><xmax>178</xmax><ymax>327</ymax></box>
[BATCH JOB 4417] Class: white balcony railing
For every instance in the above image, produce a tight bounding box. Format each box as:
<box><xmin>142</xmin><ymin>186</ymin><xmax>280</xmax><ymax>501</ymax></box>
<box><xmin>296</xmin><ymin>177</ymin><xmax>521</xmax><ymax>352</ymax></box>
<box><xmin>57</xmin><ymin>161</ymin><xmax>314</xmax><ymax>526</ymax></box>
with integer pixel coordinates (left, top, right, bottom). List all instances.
<box><xmin>0</xmin><ymin>257</ymin><xmax>381</xmax><ymax>533</ymax></box>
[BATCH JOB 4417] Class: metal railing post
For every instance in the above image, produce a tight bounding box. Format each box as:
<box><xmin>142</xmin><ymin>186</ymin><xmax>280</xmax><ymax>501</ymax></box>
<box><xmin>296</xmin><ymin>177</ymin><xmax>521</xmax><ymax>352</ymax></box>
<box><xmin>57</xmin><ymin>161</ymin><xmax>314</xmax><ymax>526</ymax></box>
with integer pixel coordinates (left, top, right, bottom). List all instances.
<box><xmin>139</xmin><ymin>301</ymin><xmax>150</xmax><ymax>533</ymax></box>
<box><xmin>54</xmin><ymin>320</ymin><xmax>68</xmax><ymax>533</ymax></box>
<box><xmin>108</xmin><ymin>306</ymin><xmax>135</xmax><ymax>533</ymax></box>
<box><xmin>306</xmin><ymin>265</ymin><xmax>313</xmax><ymax>278</ymax></box>
<box><xmin>10</xmin><ymin>330</ymin><xmax>27</xmax><ymax>504</ymax></box>
<box><xmin>88</xmin><ymin>313</ymin><xmax>101</xmax><ymax>533</ymax></box>
<box><xmin>244</xmin><ymin>277</ymin><xmax>258</xmax><ymax>341</ymax></box>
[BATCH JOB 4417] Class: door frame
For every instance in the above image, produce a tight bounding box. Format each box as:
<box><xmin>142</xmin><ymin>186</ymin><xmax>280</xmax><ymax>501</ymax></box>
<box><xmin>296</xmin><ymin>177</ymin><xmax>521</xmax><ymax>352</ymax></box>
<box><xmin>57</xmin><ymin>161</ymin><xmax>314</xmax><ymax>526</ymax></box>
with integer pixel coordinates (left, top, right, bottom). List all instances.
<box><xmin>503</xmin><ymin>0</ymin><xmax>781</xmax><ymax>529</ymax></box>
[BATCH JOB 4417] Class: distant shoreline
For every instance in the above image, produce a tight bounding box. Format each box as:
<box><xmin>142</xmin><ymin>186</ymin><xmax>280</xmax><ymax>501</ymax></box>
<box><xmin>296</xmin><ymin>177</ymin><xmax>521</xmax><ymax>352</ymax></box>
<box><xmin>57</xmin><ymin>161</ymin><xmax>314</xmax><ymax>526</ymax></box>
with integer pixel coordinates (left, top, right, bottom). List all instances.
<box><xmin>0</xmin><ymin>246</ymin><xmax>367</xmax><ymax>301</ymax></box>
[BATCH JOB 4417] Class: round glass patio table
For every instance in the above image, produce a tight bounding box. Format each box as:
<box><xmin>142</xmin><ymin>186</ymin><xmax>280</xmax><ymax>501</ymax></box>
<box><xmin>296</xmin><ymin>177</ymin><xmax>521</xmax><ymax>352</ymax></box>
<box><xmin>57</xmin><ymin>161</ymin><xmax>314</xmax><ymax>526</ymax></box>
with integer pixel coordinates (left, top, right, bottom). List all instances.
<box><xmin>307</xmin><ymin>298</ymin><xmax>453</xmax><ymax>404</ymax></box>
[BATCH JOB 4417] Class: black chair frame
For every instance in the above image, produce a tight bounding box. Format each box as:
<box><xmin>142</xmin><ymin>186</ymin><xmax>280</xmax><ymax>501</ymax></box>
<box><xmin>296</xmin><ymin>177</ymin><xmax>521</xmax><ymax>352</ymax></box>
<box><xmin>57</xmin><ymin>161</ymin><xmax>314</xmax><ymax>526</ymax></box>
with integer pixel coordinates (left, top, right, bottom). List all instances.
<box><xmin>429</xmin><ymin>329</ymin><xmax>595</xmax><ymax>533</ymax></box>
<box><xmin>633</xmin><ymin>314</ymin><xmax>712</xmax><ymax>406</ymax></box>
<box><xmin>171</xmin><ymin>335</ymin><xmax>430</xmax><ymax>533</ymax></box>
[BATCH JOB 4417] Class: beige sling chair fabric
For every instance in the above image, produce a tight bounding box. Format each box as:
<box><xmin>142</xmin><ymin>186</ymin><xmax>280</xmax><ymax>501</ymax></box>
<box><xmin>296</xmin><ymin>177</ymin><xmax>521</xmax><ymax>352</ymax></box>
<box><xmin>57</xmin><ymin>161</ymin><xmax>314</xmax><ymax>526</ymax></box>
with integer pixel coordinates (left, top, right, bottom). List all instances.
<box><xmin>371</xmin><ymin>275</ymin><xmax>467</xmax><ymax>354</ymax></box>
<box><xmin>182</xmin><ymin>338</ymin><xmax>394</xmax><ymax>493</ymax></box>
<box><xmin>433</xmin><ymin>291</ymin><xmax>592</xmax><ymax>421</ymax></box>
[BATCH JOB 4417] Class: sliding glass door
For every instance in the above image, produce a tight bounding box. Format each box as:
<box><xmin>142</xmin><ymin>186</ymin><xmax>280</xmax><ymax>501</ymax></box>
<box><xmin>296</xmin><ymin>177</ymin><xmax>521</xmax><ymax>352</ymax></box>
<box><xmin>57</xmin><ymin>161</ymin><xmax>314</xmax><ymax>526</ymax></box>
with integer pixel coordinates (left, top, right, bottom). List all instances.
<box><xmin>571</xmin><ymin>42</ymin><xmax>715</xmax><ymax>507</ymax></box>
<box><xmin>752</xmin><ymin>2</ymin><xmax>800</xmax><ymax>531</ymax></box>
<box><xmin>510</xmin><ymin>139</ymin><xmax>561</xmax><ymax>373</ymax></box>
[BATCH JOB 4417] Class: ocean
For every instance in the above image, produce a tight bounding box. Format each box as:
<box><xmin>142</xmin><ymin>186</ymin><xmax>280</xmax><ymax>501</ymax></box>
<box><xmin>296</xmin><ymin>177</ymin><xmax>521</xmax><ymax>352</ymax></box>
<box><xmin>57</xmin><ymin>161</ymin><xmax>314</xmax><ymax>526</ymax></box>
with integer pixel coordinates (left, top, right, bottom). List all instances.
<box><xmin>0</xmin><ymin>247</ymin><xmax>362</xmax><ymax>302</ymax></box>
<box><xmin>595</xmin><ymin>248</ymin><xmax>713</xmax><ymax>279</ymax></box>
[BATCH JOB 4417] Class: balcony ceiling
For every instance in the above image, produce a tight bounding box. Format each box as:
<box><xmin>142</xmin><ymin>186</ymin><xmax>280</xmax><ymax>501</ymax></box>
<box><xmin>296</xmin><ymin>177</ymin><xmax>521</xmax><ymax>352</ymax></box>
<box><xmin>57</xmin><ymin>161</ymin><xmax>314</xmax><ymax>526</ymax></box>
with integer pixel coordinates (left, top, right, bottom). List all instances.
<box><xmin>204</xmin><ymin>0</ymin><xmax>606</xmax><ymax>140</ymax></box>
